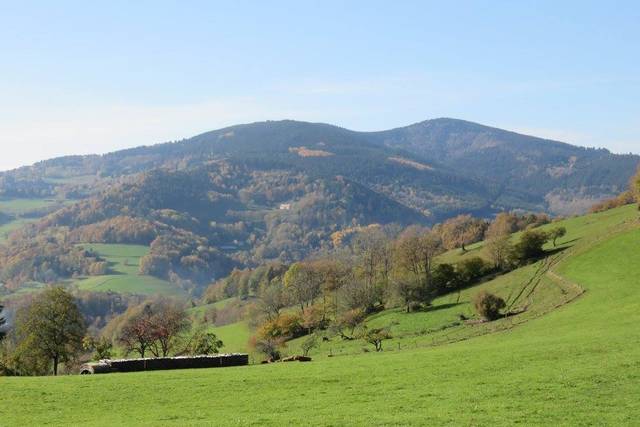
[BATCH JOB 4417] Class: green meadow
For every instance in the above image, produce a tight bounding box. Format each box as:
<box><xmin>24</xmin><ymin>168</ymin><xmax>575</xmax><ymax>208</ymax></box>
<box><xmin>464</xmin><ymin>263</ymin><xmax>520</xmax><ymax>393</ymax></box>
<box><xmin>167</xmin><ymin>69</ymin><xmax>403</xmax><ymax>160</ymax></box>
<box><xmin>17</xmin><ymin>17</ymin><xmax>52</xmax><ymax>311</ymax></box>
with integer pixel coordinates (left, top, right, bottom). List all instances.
<box><xmin>2</xmin><ymin>206</ymin><xmax>639</xmax><ymax>426</ymax></box>
<box><xmin>71</xmin><ymin>243</ymin><xmax>185</xmax><ymax>297</ymax></box>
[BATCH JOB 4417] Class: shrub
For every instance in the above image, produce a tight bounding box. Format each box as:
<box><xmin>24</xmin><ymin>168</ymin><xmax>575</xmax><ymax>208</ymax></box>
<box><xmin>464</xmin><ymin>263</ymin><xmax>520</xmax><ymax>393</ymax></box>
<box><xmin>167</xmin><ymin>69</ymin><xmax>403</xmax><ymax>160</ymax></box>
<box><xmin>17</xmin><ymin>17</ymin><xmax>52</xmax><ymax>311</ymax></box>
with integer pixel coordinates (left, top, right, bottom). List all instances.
<box><xmin>457</xmin><ymin>257</ymin><xmax>490</xmax><ymax>284</ymax></box>
<box><xmin>474</xmin><ymin>291</ymin><xmax>506</xmax><ymax>321</ymax></box>
<box><xmin>256</xmin><ymin>313</ymin><xmax>304</xmax><ymax>341</ymax></box>
<box><xmin>511</xmin><ymin>230</ymin><xmax>549</xmax><ymax>264</ymax></box>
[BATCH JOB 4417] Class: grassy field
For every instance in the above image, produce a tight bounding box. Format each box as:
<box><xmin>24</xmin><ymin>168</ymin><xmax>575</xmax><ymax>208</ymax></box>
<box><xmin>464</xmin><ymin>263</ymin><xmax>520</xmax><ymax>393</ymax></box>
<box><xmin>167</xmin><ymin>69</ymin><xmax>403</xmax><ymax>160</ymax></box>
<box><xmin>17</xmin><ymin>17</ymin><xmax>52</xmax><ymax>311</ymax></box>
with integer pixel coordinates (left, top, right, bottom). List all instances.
<box><xmin>71</xmin><ymin>243</ymin><xmax>185</xmax><ymax>297</ymax></box>
<box><xmin>0</xmin><ymin>197</ymin><xmax>71</xmax><ymax>243</ymax></box>
<box><xmin>187</xmin><ymin>299</ymin><xmax>252</xmax><ymax>354</ymax></box>
<box><xmin>2</xmin><ymin>206</ymin><xmax>639</xmax><ymax>425</ymax></box>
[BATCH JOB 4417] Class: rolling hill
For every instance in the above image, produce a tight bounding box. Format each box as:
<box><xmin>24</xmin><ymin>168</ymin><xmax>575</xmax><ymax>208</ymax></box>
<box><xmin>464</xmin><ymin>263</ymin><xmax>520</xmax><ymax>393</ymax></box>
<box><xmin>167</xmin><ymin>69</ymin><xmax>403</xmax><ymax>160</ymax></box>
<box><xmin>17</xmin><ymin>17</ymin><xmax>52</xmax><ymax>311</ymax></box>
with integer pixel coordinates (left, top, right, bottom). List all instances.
<box><xmin>0</xmin><ymin>119</ymin><xmax>637</xmax><ymax>297</ymax></box>
<box><xmin>2</xmin><ymin>204</ymin><xmax>638</xmax><ymax>425</ymax></box>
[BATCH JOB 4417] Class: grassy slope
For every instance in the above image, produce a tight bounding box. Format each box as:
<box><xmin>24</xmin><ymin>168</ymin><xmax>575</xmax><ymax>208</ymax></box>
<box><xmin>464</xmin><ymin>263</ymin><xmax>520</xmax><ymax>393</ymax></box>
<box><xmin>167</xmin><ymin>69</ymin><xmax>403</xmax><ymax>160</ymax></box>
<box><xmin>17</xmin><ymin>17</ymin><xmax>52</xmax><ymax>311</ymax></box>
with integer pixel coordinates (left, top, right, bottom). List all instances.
<box><xmin>71</xmin><ymin>243</ymin><xmax>185</xmax><ymax>297</ymax></box>
<box><xmin>439</xmin><ymin>203</ymin><xmax>638</xmax><ymax>264</ymax></box>
<box><xmin>0</xmin><ymin>197</ymin><xmax>69</xmax><ymax>243</ymax></box>
<box><xmin>2</xmin><ymin>206</ymin><xmax>639</xmax><ymax>426</ymax></box>
<box><xmin>187</xmin><ymin>299</ymin><xmax>252</xmax><ymax>354</ymax></box>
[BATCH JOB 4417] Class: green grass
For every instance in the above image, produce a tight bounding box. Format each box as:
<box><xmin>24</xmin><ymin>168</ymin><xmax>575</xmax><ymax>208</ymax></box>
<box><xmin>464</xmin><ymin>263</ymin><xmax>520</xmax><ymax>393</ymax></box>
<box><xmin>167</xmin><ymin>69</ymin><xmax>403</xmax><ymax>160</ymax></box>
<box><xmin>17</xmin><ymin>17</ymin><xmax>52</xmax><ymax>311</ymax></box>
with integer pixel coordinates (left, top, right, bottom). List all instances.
<box><xmin>71</xmin><ymin>243</ymin><xmax>185</xmax><ymax>297</ymax></box>
<box><xmin>0</xmin><ymin>197</ymin><xmax>67</xmax><ymax>215</ymax></box>
<box><xmin>210</xmin><ymin>321</ymin><xmax>251</xmax><ymax>354</ymax></box>
<box><xmin>2</xmin><ymin>206</ymin><xmax>640</xmax><ymax>425</ymax></box>
<box><xmin>438</xmin><ymin>203</ymin><xmax>638</xmax><ymax>264</ymax></box>
<box><xmin>0</xmin><ymin>197</ymin><xmax>73</xmax><ymax>242</ymax></box>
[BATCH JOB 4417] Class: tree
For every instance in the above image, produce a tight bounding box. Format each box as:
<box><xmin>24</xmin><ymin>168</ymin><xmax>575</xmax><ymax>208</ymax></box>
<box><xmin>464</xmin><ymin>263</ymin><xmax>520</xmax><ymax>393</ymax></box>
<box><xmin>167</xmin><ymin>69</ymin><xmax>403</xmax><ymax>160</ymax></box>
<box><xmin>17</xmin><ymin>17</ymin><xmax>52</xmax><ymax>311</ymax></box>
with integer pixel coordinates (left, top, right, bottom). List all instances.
<box><xmin>486</xmin><ymin>212</ymin><xmax>519</xmax><ymax>236</ymax></box>
<box><xmin>250</xmin><ymin>336</ymin><xmax>285</xmax><ymax>361</ymax></box>
<box><xmin>301</xmin><ymin>334</ymin><xmax>318</xmax><ymax>357</ymax></box>
<box><xmin>118</xmin><ymin>304</ymin><xmax>155</xmax><ymax>358</ymax></box>
<box><xmin>394</xmin><ymin>226</ymin><xmax>443</xmax><ymax>304</ymax></box>
<box><xmin>117</xmin><ymin>298</ymin><xmax>190</xmax><ymax>358</ymax></box>
<box><xmin>432</xmin><ymin>263</ymin><xmax>461</xmax><ymax>295</ymax></box>
<box><xmin>82</xmin><ymin>335</ymin><xmax>113</xmax><ymax>361</ymax></box>
<box><xmin>332</xmin><ymin>308</ymin><xmax>365</xmax><ymax>340</ymax></box>
<box><xmin>394</xmin><ymin>278</ymin><xmax>422</xmax><ymax>312</ymax></box>
<box><xmin>436</xmin><ymin>215</ymin><xmax>486</xmax><ymax>252</ymax></box>
<box><xmin>256</xmin><ymin>280</ymin><xmax>288</xmax><ymax>321</ymax></box>
<box><xmin>484</xmin><ymin>235</ymin><xmax>513</xmax><ymax>270</ymax></box>
<box><xmin>548</xmin><ymin>226</ymin><xmax>567</xmax><ymax>247</ymax></box>
<box><xmin>14</xmin><ymin>287</ymin><xmax>86</xmax><ymax>375</ymax></box>
<box><xmin>633</xmin><ymin>166</ymin><xmax>640</xmax><ymax>204</ymax></box>
<box><xmin>147</xmin><ymin>299</ymin><xmax>190</xmax><ymax>358</ymax></box>
<box><xmin>283</xmin><ymin>262</ymin><xmax>323</xmax><ymax>312</ymax></box>
<box><xmin>512</xmin><ymin>229</ymin><xmax>549</xmax><ymax>264</ymax></box>
<box><xmin>457</xmin><ymin>257</ymin><xmax>489</xmax><ymax>285</ymax></box>
<box><xmin>359</xmin><ymin>326</ymin><xmax>392</xmax><ymax>352</ymax></box>
<box><xmin>0</xmin><ymin>303</ymin><xmax>5</xmax><ymax>341</ymax></box>
<box><xmin>352</xmin><ymin>228</ymin><xmax>393</xmax><ymax>301</ymax></box>
<box><xmin>184</xmin><ymin>325</ymin><xmax>224</xmax><ymax>355</ymax></box>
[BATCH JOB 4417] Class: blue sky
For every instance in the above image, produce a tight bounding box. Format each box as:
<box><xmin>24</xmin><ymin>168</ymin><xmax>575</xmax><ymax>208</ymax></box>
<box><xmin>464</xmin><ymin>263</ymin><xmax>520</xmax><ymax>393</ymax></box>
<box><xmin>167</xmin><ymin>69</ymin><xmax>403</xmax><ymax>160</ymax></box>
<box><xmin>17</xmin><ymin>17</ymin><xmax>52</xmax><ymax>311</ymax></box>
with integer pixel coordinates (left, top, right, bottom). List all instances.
<box><xmin>1</xmin><ymin>1</ymin><xmax>638</xmax><ymax>170</ymax></box>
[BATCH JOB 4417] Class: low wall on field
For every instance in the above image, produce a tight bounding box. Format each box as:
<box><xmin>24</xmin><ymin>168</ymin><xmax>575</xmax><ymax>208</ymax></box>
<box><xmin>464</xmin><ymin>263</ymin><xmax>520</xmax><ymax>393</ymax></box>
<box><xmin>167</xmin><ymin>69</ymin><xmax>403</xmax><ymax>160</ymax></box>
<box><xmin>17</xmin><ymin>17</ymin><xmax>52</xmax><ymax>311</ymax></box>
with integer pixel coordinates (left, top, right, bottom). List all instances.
<box><xmin>80</xmin><ymin>353</ymin><xmax>249</xmax><ymax>375</ymax></box>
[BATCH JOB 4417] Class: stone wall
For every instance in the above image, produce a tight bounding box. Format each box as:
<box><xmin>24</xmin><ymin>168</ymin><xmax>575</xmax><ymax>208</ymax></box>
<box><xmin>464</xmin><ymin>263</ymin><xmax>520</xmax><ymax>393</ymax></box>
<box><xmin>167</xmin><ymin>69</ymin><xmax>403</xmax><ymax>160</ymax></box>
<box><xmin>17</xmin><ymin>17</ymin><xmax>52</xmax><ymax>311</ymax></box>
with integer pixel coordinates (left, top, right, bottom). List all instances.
<box><xmin>80</xmin><ymin>353</ymin><xmax>249</xmax><ymax>374</ymax></box>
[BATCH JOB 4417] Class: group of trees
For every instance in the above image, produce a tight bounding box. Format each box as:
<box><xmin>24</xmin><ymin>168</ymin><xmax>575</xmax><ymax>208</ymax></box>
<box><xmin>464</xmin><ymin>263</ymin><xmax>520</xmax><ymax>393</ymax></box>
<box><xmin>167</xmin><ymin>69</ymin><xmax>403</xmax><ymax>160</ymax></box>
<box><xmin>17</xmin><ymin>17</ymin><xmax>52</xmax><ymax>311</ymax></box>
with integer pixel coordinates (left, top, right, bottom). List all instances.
<box><xmin>0</xmin><ymin>231</ymin><xmax>104</xmax><ymax>289</ymax></box>
<box><xmin>205</xmin><ymin>210</ymin><xmax>561</xmax><ymax>359</ymax></box>
<box><xmin>590</xmin><ymin>166</ymin><xmax>640</xmax><ymax>213</ymax></box>
<box><xmin>0</xmin><ymin>289</ymin><xmax>223</xmax><ymax>376</ymax></box>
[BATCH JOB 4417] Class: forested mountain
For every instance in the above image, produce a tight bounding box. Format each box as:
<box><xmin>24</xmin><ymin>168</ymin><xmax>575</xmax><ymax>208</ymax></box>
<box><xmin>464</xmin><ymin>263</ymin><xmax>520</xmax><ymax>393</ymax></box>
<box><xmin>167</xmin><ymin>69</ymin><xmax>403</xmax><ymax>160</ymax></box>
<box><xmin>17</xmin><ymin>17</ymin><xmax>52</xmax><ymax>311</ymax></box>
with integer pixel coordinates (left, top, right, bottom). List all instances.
<box><xmin>0</xmin><ymin>119</ymin><xmax>637</xmax><ymax>292</ymax></box>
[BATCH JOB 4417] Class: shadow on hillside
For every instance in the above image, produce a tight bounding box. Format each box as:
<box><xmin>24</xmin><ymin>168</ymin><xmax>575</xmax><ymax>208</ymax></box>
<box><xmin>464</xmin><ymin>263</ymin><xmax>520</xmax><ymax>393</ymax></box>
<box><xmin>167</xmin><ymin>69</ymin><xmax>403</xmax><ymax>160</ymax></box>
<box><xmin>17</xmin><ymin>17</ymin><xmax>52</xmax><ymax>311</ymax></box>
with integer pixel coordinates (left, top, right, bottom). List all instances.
<box><xmin>424</xmin><ymin>302</ymin><xmax>463</xmax><ymax>312</ymax></box>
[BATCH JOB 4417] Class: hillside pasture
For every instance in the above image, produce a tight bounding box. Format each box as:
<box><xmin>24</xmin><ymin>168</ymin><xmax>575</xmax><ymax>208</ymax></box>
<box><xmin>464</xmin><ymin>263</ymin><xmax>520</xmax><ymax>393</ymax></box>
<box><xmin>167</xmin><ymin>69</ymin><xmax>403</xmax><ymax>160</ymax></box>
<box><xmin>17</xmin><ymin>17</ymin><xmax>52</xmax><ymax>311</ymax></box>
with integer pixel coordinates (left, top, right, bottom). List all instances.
<box><xmin>71</xmin><ymin>243</ymin><xmax>185</xmax><ymax>297</ymax></box>
<box><xmin>2</xmin><ymin>223</ymin><xmax>640</xmax><ymax>425</ymax></box>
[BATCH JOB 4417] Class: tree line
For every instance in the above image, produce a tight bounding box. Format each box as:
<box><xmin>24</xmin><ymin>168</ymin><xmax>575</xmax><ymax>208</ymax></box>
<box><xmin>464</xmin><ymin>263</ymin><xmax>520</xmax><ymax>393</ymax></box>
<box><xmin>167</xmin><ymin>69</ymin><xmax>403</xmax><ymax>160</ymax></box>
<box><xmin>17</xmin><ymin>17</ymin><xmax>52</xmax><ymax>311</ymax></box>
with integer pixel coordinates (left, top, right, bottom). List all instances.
<box><xmin>0</xmin><ymin>288</ymin><xmax>223</xmax><ymax>376</ymax></box>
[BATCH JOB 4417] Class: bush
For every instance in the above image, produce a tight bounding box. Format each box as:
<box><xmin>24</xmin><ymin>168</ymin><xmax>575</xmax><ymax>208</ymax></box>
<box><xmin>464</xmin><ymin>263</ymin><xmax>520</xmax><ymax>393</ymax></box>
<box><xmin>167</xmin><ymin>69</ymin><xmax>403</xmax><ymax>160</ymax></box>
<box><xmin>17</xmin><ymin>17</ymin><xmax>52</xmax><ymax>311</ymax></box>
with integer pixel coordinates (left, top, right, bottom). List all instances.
<box><xmin>457</xmin><ymin>257</ymin><xmax>490</xmax><ymax>284</ymax></box>
<box><xmin>256</xmin><ymin>313</ymin><xmax>304</xmax><ymax>341</ymax></box>
<box><xmin>511</xmin><ymin>230</ymin><xmax>549</xmax><ymax>264</ymax></box>
<box><xmin>474</xmin><ymin>291</ymin><xmax>506</xmax><ymax>321</ymax></box>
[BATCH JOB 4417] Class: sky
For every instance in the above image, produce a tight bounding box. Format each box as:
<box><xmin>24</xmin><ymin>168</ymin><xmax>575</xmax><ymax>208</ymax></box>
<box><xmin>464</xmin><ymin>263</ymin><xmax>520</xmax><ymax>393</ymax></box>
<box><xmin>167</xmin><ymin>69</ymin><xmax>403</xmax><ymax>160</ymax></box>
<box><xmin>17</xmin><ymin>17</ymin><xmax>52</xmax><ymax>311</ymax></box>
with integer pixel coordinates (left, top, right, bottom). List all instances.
<box><xmin>1</xmin><ymin>0</ymin><xmax>639</xmax><ymax>171</ymax></box>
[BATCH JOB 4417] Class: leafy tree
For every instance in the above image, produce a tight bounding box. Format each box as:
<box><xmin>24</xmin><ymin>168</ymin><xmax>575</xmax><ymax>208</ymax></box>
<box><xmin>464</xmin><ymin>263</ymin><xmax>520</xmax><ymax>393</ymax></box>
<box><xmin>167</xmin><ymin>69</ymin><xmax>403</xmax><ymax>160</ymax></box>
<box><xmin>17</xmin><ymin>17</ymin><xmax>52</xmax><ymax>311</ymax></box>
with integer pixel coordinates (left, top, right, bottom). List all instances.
<box><xmin>394</xmin><ymin>278</ymin><xmax>423</xmax><ymax>312</ymax></box>
<box><xmin>184</xmin><ymin>325</ymin><xmax>224</xmax><ymax>355</ymax></box>
<box><xmin>14</xmin><ymin>287</ymin><xmax>86</xmax><ymax>375</ymax></box>
<box><xmin>147</xmin><ymin>299</ymin><xmax>190</xmax><ymax>358</ymax></box>
<box><xmin>512</xmin><ymin>230</ymin><xmax>549</xmax><ymax>264</ymax></box>
<box><xmin>117</xmin><ymin>298</ymin><xmax>190</xmax><ymax>358</ymax></box>
<box><xmin>548</xmin><ymin>226</ymin><xmax>567</xmax><ymax>247</ymax></box>
<box><xmin>359</xmin><ymin>326</ymin><xmax>392</xmax><ymax>352</ymax></box>
<box><xmin>431</xmin><ymin>263</ymin><xmax>461</xmax><ymax>295</ymax></box>
<box><xmin>118</xmin><ymin>304</ymin><xmax>155</xmax><ymax>358</ymax></box>
<box><xmin>457</xmin><ymin>257</ymin><xmax>489</xmax><ymax>284</ymax></box>
<box><xmin>82</xmin><ymin>335</ymin><xmax>113</xmax><ymax>361</ymax></box>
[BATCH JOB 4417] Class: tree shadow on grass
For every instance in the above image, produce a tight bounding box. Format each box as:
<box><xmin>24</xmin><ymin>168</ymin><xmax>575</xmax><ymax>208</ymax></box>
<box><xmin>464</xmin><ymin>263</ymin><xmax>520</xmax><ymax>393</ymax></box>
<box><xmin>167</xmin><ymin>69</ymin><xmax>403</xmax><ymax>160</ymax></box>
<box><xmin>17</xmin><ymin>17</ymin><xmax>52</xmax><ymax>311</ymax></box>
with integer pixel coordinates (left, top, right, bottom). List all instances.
<box><xmin>423</xmin><ymin>302</ymin><xmax>464</xmax><ymax>313</ymax></box>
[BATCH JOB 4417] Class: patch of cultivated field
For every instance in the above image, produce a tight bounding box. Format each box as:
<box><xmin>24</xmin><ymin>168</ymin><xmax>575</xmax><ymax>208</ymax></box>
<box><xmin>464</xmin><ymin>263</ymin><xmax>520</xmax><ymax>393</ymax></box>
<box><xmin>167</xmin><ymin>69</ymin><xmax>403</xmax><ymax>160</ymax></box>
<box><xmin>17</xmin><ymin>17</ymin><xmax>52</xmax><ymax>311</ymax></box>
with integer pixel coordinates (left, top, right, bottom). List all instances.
<box><xmin>2</xmin><ymin>207</ymin><xmax>639</xmax><ymax>426</ymax></box>
<box><xmin>72</xmin><ymin>243</ymin><xmax>185</xmax><ymax>297</ymax></box>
